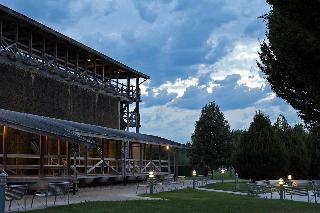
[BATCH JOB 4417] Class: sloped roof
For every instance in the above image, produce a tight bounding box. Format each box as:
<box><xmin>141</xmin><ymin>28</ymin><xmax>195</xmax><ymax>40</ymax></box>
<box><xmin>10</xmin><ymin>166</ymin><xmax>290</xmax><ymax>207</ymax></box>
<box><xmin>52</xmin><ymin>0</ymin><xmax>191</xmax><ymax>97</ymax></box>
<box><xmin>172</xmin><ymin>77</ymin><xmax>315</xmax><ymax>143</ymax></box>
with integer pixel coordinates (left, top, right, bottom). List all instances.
<box><xmin>0</xmin><ymin>109</ymin><xmax>185</xmax><ymax>148</ymax></box>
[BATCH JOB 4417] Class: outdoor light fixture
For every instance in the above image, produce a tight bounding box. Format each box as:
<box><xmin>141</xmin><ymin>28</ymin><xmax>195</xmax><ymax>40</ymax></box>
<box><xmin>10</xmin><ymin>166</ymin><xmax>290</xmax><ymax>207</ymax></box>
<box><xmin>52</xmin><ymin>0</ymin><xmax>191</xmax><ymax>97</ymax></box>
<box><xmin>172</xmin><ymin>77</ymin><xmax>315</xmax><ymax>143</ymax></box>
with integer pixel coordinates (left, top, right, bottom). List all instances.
<box><xmin>192</xmin><ymin>170</ymin><xmax>197</xmax><ymax>189</ymax></box>
<box><xmin>221</xmin><ymin>169</ymin><xmax>226</xmax><ymax>183</ymax></box>
<box><xmin>166</xmin><ymin>145</ymin><xmax>170</xmax><ymax>150</ymax></box>
<box><xmin>288</xmin><ymin>175</ymin><xmax>293</xmax><ymax>186</ymax></box>
<box><xmin>278</xmin><ymin>178</ymin><xmax>284</xmax><ymax>200</ymax></box>
<box><xmin>149</xmin><ymin>170</ymin><xmax>155</xmax><ymax>178</ymax></box>
<box><xmin>87</xmin><ymin>58</ymin><xmax>91</xmax><ymax>62</ymax></box>
<box><xmin>149</xmin><ymin>170</ymin><xmax>155</xmax><ymax>194</ymax></box>
<box><xmin>278</xmin><ymin>178</ymin><xmax>284</xmax><ymax>186</ymax></box>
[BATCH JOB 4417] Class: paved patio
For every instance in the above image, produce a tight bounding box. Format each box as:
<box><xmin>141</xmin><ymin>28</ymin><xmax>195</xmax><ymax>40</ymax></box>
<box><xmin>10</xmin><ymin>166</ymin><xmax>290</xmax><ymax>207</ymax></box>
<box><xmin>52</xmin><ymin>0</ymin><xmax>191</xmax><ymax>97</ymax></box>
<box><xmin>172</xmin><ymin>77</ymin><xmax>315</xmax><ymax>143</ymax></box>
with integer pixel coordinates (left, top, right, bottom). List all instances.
<box><xmin>5</xmin><ymin>180</ymin><xmax>208</xmax><ymax>212</ymax></box>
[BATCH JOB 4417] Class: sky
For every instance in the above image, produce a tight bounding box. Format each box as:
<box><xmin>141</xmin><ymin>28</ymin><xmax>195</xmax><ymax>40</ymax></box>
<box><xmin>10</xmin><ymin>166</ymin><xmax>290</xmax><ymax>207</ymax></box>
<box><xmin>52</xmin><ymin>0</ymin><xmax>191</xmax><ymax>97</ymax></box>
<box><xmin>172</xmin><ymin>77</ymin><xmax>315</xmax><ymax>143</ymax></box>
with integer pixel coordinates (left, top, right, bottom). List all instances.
<box><xmin>0</xmin><ymin>0</ymin><xmax>302</xmax><ymax>143</ymax></box>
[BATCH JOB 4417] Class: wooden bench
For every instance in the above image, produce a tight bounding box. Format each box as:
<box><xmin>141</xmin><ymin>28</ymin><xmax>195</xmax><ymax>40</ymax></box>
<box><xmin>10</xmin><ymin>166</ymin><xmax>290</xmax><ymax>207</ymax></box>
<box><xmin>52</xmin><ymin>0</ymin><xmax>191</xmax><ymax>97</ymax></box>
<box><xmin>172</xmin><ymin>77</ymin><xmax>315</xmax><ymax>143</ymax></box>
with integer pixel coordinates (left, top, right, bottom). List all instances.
<box><xmin>247</xmin><ymin>183</ymin><xmax>276</xmax><ymax>198</ymax></box>
<box><xmin>285</xmin><ymin>186</ymin><xmax>310</xmax><ymax>202</ymax></box>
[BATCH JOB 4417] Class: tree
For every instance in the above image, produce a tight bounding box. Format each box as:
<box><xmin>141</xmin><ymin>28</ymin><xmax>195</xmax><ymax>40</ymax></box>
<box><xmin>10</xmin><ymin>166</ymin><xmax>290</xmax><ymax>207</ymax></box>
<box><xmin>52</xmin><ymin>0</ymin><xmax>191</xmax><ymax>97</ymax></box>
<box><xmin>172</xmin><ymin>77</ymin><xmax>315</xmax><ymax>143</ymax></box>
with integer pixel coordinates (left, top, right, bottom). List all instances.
<box><xmin>273</xmin><ymin>115</ymin><xmax>310</xmax><ymax>179</ymax></box>
<box><xmin>287</xmin><ymin>124</ymin><xmax>310</xmax><ymax>179</ymax></box>
<box><xmin>258</xmin><ymin>0</ymin><xmax>320</xmax><ymax>129</ymax></box>
<box><xmin>190</xmin><ymin>102</ymin><xmax>232</xmax><ymax>175</ymax></box>
<box><xmin>307</xmin><ymin>129</ymin><xmax>320</xmax><ymax>179</ymax></box>
<box><xmin>233</xmin><ymin>111</ymin><xmax>289</xmax><ymax>181</ymax></box>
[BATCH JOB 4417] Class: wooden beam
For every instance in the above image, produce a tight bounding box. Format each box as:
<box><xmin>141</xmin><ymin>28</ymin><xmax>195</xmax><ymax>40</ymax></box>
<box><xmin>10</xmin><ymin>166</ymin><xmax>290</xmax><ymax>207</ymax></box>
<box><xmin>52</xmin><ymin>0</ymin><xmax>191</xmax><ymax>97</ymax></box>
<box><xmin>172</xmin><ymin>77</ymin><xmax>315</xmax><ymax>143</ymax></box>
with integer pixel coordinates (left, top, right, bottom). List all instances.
<box><xmin>139</xmin><ymin>143</ymin><xmax>143</xmax><ymax>173</ymax></box>
<box><xmin>15</xmin><ymin>23</ymin><xmax>18</xmax><ymax>43</ymax></box>
<box><xmin>158</xmin><ymin>145</ymin><xmax>161</xmax><ymax>172</ymax></box>
<box><xmin>57</xmin><ymin>138</ymin><xmax>61</xmax><ymax>165</ymax></box>
<box><xmin>85</xmin><ymin>146</ymin><xmax>88</xmax><ymax>174</ymax></box>
<box><xmin>67</xmin><ymin>141</ymin><xmax>71</xmax><ymax>177</ymax></box>
<box><xmin>28</xmin><ymin>30</ymin><xmax>32</xmax><ymax>56</ymax></box>
<box><xmin>65</xmin><ymin>49</ymin><xmax>68</xmax><ymax>71</ymax></box>
<box><xmin>2</xmin><ymin>126</ymin><xmax>7</xmax><ymax>170</ymax></box>
<box><xmin>101</xmin><ymin>139</ymin><xmax>105</xmax><ymax>174</ymax></box>
<box><xmin>39</xmin><ymin>135</ymin><xmax>44</xmax><ymax>177</ymax></box>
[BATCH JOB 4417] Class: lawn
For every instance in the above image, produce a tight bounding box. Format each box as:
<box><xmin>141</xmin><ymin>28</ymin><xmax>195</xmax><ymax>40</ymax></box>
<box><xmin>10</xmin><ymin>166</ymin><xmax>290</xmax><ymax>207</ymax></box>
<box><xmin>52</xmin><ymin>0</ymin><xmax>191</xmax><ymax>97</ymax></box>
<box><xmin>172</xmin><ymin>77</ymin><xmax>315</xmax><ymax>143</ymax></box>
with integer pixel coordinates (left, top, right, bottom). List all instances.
<box><xmin>204</xmin><ymin>182</ymin><xmax>248</xmax><ymax>193</ymax></box>
<box><xmin>30</xmin><ymin>189</ymin><xmax>320</xmax><ymax>213</ymax></box>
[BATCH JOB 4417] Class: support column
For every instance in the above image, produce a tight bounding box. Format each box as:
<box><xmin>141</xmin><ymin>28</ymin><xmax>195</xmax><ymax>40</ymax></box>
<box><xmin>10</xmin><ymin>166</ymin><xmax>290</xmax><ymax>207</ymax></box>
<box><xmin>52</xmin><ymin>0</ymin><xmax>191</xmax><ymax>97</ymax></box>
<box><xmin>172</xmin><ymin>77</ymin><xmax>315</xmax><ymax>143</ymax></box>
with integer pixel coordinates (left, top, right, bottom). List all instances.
<box><xmin>42</xmin><ymin>37</ymin><xmax>45</xmax><ymax>66</ymax></box>
<box><xmin>2</xmin><ymin>126</ymin><xmax>7</xmax><ymax>170</ymax></box>
<box><xmin>28</xmin><ymin>30</ymin><xmax>32</xmax><ymax>56</ymax></box>
<box><xmin>85</xmin><ymin>146</ymin><xmax>88</xmax><ymax>174</ymax></box>
<box><xmin>67</xmin><ymin>142</ymin><xmax>71</xmax><ymax>177</ymax></box>
<box><xmin>122</xmin><ymin>141</ymin><xmax>127</xmax><ymax>185</ymax></box>
<box><xmin>168</xmin><ymin>148</ymin><xmax>171</xmax><ymax>174</ymax></box>
<box><xmin>158</xmin><ymin>146</ymin><xmax>161</xmax><ymax>172</ymax></box>
<box><xmin>39</xmin><ymin>136</ymin><xmax>44</xmax><ymax>177</ymax></box>
<box><xmin>135</xmin><ymin>78</ymin><xmax>140</xmax><ymax>133</ymax></box>
<box><xmin>139</xmin><ymin>143</ymin><xmax>143</xmax><ymax>173</ymax></box>
<box><xmin>57</xmin><ymin>139</ymin><xmax>61</xmax><ymax>165</ymax></box>
<box><xmin>101</xmin><ymin>139</ymin><xmax>105</xmax><ymax>175</ymax></box>
<box><xmin>173</xmin><ymin>148</ymin><xmax>176</xmax><ymax>179</ymax></box>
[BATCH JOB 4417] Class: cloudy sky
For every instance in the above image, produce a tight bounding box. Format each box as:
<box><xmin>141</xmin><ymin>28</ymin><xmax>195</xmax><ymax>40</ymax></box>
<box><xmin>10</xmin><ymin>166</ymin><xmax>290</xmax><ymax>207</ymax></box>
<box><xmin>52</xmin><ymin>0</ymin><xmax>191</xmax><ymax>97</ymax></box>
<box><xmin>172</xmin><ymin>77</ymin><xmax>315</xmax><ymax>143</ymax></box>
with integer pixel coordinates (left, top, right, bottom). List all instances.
<box><xmin>1</xmin><ymin>0</ymin><xmax>301</xmax><ymax>143</ymax></box>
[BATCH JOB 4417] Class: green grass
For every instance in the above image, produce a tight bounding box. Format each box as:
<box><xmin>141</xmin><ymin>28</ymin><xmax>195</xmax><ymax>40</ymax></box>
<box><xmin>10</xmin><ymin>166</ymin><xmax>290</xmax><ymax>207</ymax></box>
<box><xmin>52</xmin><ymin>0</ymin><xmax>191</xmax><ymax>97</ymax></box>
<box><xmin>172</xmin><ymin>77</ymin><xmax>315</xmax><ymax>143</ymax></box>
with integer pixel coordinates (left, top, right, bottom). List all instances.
<box><xmin>204</xmin><ymin>182</ymin><xmax>248</xmax><ymax>193</ymax></box>
<box><xmin>30</xmin><ymin>189</ymin><xmax>320</xmax><ymax>213</ymax></box>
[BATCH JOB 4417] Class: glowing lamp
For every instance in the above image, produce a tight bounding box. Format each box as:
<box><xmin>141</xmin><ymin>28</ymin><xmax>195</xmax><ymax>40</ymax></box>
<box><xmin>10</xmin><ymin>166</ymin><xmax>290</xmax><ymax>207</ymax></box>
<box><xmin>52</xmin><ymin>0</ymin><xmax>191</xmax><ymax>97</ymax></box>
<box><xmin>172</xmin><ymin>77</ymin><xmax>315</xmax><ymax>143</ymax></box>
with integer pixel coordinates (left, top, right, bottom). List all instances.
<box><xmin>149</xmin><ymin>171</ymin><xmax>154</xmax><ymax>178</ymax></box>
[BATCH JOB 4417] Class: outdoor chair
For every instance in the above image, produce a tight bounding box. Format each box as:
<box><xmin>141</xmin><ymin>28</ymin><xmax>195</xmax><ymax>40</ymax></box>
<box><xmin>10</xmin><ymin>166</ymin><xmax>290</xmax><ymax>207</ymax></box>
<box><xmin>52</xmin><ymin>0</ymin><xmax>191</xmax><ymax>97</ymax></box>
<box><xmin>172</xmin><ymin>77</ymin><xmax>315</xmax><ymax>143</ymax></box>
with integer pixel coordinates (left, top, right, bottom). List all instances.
<box><xmin>30</xmin><ymin>181</ymin><xmax>71</xmax><ymax>208</ymax></box>
<box><xmin>5</xmin><ymin>184</ymin><xmax>28</xmax><ymax>211</ymax></box>
<box><xmin>30</xmin><ymin>181</ymin><xmax>49</xmax><ymax>208</ymax></box>
<box><xmin>48</xmin><ymin>182</ymin><xmax>70</xmax><ymax>205</ymax></box>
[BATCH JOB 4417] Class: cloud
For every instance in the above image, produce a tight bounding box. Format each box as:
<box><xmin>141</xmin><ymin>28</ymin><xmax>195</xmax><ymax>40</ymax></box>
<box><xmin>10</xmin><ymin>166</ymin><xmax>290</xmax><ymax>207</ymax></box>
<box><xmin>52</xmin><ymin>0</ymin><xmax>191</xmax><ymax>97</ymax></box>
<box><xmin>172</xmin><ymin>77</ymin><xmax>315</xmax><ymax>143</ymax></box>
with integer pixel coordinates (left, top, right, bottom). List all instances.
<box><xmin>0</xmin><ymin>0</ymin><xmax>302</xmax><ymax>143</ymax></box>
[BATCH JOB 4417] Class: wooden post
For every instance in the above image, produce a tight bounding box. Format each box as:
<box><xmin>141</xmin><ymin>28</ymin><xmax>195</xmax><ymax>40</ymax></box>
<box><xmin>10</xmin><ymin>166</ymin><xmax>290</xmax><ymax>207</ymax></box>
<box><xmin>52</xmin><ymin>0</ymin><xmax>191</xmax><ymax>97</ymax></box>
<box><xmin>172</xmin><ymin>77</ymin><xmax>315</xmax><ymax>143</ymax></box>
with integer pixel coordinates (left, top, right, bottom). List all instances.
<box><xmin>2</xmin><ymin>126</ymin><xmax>7</xmax><ymax>170</ymax></box>
<box><xmin>139</xmin><ymin>143</ymin><xmax>143</xmax><ymax>173</ymax></box>
<box><xmin>101</xmin><ymin>139</ymin><xmax>105</xmax><ymax>174</ymax></box>
<box><xmin>15</xmin><ymin>23</ymin><xmax>18</xmax><ymax>43</ymax></box>
<box><xmin>135</xmin><ymin>78</ymin><xmax>140</xmax><ymax>133</ymax></box>
<box><xmin>76</xmin><ymin>52</ymin><xmax>79</xmax><ymax>72</ymax></box>
<box><xmin>42</xmin><ymin>37</ymin><xmax>45</xmax><ymax>66</ymax></box>
<box><xmin>102</xmin><ymin>64</ymin><xmax>105</xmax><ymax>79</ymax></box>
<box><xmin>158</xmin><ymin>145</ymin><xmax>161</xmax><ymax>172</ymax></box>
<box><xmin>168</xmin><ymin>149</ymin><xmax>171</xmax><ymax>174</ymax></box>
<box><xmin>65</xmin><ymin>49</ymin><xmax>68</xmax><ymax>71</ymax></box>
<box><xmin>85</xmin><ymin>146</ymin><xmax>88</xmax><ymax>174</ymax></box>
<box><xmin>122</xmin><ymin>141</ymin><xmax>127</xmax><ymax>185</ymax></box>
<box><xmin>150</xmin><ymin>144</ymin><xmax>153</xmax><ymax>161</ymax></box>
<box><xmin>173</xmin><ymin>149</ymin><xmax>176</xmax><ymax>179</ymax></box>
<box><xmin>106</xmin><ymin>140</ymin><xmax>110</xmax><ymax>173</ymax></box>
<box><xmin>67</xmin><ymin>142</ymin><xmax>71</xmax><ymax>177</ymax></box>
<box><xmin>57</xmin><ymin>138</ymin><xmax>61</xmax><ymax>165</ymax></box>
<box><xmin>39</xmin><ymin>136</ymin><xmax>44</xmax><ymax>177</ymax></box>
<box><xmin>28</xmin><ymin>30</ymin><xmax>32</xmax><ymax>56</ymax></box>
<box><xmin>54</xmin><ymin>41</ymin><xmax>58</xmax><ymax>67</ymax></box>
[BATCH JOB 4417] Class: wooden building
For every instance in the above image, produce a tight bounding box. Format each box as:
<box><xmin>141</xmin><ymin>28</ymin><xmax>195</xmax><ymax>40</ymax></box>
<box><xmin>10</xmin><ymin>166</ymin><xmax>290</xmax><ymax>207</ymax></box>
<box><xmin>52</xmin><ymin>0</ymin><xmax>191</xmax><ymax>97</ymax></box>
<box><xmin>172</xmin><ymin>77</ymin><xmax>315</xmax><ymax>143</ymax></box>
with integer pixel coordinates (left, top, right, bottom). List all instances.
<box><xmin>0</xmin><ymin>5</ymin><xmax>185</xmax><ymax>185</ymax></box>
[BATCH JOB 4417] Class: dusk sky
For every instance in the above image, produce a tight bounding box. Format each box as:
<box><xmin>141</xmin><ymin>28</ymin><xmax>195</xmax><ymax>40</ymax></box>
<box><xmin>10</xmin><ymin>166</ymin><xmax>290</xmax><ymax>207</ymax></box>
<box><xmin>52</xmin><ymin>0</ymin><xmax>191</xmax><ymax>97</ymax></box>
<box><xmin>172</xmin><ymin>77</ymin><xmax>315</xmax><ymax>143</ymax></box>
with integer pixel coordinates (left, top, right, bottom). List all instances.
<box><xmin>0</xmin><ymin>0</ymin><xmax>302</xmax><ymax>143</ymax></box>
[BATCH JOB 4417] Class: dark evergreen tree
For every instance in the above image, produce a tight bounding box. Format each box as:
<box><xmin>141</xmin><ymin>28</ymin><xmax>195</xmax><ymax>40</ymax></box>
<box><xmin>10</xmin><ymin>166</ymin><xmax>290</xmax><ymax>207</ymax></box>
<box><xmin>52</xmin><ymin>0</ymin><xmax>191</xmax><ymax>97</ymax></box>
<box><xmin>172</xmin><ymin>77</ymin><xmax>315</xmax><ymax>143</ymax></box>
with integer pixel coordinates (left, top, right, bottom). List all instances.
<box><xmin>233</xmin><ymin>111</ymin><xmax>289</xmax><ymax>181</ymax></box>
<box><xmin>258</xmin><ymin>0</ymin><xmax>320</xmax><ymax>129</ymax></box>
<box><xmin>308</xmin><ymin>129</ymin><xmax>320</xmax><ymax>179</ymax></box>
<box><xmin>190</xmin><ymin>102</ymin><xmax>232</xmax><ymax>174</ymax></box>
<box><xmin>287</xmin><ymin>124</ymin><xmax>310</xmax><ymax>179</ymax></box>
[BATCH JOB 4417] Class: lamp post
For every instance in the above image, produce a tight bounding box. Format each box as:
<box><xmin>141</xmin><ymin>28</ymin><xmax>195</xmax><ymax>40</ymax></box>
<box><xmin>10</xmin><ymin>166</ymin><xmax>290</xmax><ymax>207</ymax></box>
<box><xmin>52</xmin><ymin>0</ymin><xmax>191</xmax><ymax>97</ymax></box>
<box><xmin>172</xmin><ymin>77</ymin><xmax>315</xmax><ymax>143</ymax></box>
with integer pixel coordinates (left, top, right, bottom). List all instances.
<box><xmin>192</xmin><ymin>170</ymin><xmax>197</xmax><ymax>189</ymax></box>
<box><xmin>278</xmin><ymin>178</ymin><xmax>284</xmax><ymax>200</ymax></box>
<box><xmin>288</xmin><ymin>175</ymin><xmax>292</xmax><ymax>187</ymax></box>
<box><xmin>235</xmin><ymin>173</ymin><xmax>239</xmax><ymax>191</ymax></box>
<box><xmin>0</xmin><ymin>170</ymin><xmax>7</xmax><ymax>213</ymax></box>
<box><xmin>149</xmin><ymin>170</ymin><xmax>155</xmax><ymax>194</ymax></box>
<box><xmin>221</xmin><ymin>169</ymin><xmax>226</xmax><ymax>184</ymax></box>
